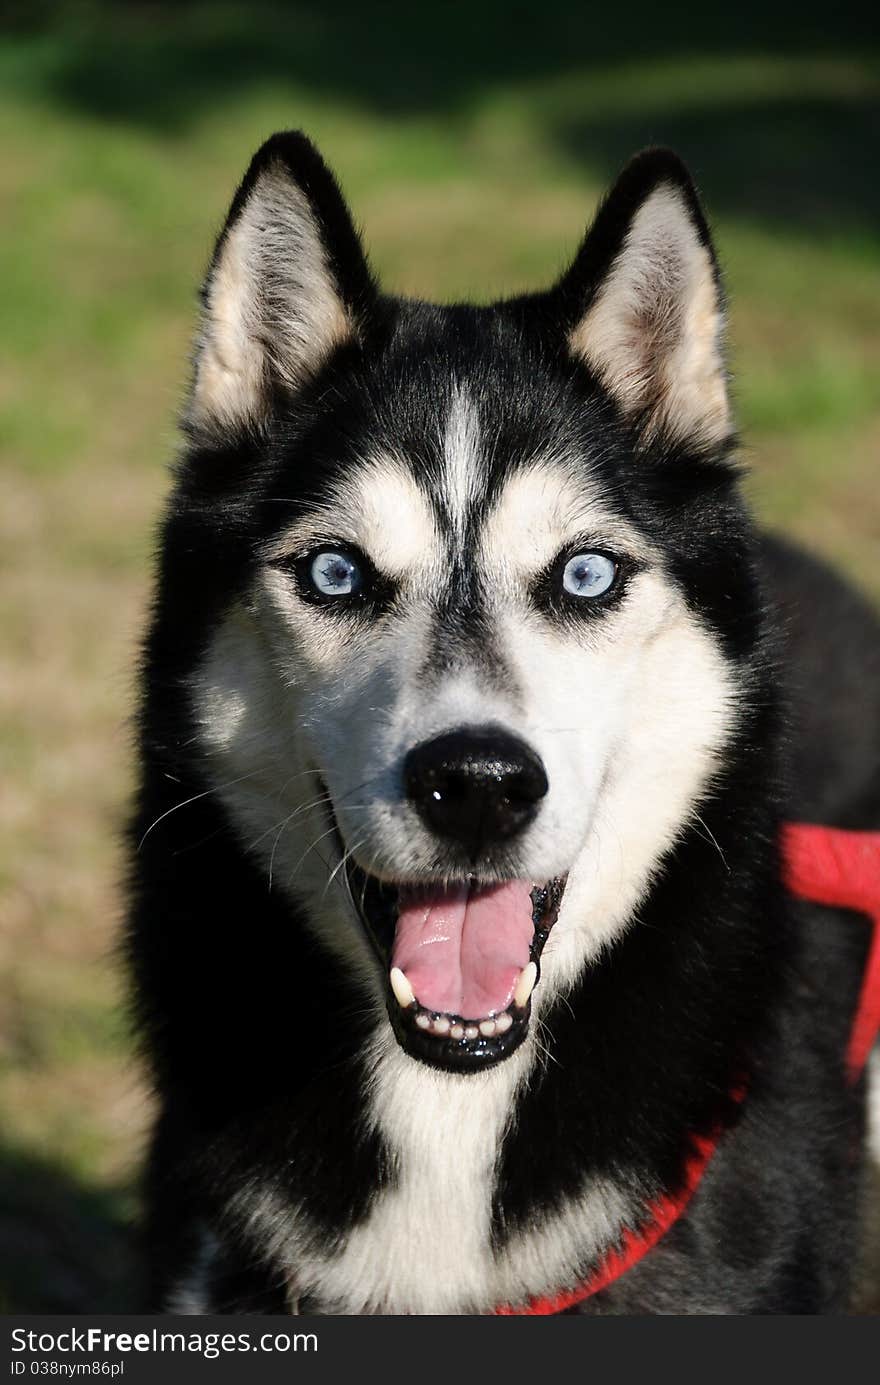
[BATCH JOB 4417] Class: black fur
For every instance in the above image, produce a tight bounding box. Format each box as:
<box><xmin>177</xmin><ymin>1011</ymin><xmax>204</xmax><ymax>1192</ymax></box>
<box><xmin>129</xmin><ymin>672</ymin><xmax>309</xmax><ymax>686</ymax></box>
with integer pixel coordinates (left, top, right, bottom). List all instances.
<box><xmin>127</xmin><ymin>134</ymin><xmax>879</xmax><ymax>1313</ymax></box>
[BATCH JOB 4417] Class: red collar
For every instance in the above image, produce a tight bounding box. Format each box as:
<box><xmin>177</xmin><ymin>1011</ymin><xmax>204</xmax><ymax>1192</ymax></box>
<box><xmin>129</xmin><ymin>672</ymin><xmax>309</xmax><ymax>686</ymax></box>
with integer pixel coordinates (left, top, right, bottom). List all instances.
<box><xmin>495</xmin><ymin>823</ymin><xmax>880</xmax><ymax>1315</ymax></box>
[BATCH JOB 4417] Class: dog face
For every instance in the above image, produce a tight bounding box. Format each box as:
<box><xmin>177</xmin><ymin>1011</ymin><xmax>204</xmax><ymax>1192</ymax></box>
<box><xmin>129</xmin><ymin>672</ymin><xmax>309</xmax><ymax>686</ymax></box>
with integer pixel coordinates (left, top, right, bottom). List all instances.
<box><xmin>185</xmin><ymin>135</ymin><xmax>750</xmax><ymax>1074</ymax></box>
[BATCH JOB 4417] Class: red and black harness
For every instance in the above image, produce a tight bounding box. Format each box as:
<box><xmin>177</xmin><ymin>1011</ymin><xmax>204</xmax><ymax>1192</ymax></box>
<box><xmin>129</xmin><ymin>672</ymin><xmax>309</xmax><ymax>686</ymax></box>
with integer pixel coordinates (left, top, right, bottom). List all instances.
<box><xmin>496</xmin><ymin>824</ymin><xmax>880</xmax><ymax>1315</ymax></box>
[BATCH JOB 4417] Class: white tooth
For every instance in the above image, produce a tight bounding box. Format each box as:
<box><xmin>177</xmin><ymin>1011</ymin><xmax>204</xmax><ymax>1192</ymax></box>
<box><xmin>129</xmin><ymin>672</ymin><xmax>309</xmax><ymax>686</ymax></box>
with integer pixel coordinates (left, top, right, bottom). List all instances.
<box><xmin>432</xmin><ymin>1016</ymin><xmax>450</xmax><ymax>1035</ymax></box>
<box><xmin>495</xmin><ymin>1012</ymin><xmax>513</xmax><ymax>1033</ymax></box>
<box><xmin>479</xmin><ymin>1019</ymin><xmax>497</xmax><ymax>1037</ymax></box>
<box><xmin>389</xmin><ymin>967</ymin><xmax>415</xmax><ymax>1009</ymax></box>
<box><xmin>513</xmin><ymin>961</ymin><xmax>538</xmax><ymax>1009</ymax></box>
<box><xmin>450</xmin><ymin>1024</ymin><xmax>464</xmax><ymax>1039</ymax></box>
<box><xmin>464</xmin><ymin>1025</ymin><xmax>479</xmax><ymax>1040</ymax></box>
<box><xmin>415</xmin><ymin>1013</ymin><xmax>430</xmax><ymax>1030</ymax></box>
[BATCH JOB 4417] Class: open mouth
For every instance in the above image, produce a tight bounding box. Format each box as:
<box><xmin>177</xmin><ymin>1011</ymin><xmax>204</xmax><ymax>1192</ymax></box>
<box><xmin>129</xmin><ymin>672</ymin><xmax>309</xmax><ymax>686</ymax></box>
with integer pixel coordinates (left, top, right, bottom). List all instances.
<box><xmin>350</xmin><ymin>871</ymin><xmax>565</xmax><ymax>1071</ymax></box>
<box><xmin>320</xmin><ymin>812</ymin><xmax>563</xmax><ymax>1072</ymax></box>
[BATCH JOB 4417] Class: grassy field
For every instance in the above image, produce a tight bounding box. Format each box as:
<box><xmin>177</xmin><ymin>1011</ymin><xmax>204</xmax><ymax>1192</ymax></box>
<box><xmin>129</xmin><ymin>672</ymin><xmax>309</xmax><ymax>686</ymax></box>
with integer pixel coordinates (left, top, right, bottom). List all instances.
<box><xmin>1</xmin><ymin>3</ymin><xmax>878</xmax><ymax>1311</ymax></box>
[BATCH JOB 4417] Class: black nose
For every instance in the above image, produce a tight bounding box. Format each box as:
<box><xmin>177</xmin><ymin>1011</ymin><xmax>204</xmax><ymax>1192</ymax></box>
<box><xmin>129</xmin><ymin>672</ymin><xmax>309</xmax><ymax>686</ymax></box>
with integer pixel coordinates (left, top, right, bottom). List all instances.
<box><xmin>403</xmin><ymin>727</ymin><xmax>548</xmax><ymax>857</ymax></box>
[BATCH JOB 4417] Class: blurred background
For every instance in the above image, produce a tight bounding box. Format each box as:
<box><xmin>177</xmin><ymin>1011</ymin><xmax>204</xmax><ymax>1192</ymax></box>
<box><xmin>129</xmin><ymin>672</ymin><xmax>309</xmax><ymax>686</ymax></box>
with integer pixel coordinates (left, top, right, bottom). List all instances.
<box><xmin>1</xmin><ymin>1</ymin><xmax>878</xmax><ymax>1311</ymax></box>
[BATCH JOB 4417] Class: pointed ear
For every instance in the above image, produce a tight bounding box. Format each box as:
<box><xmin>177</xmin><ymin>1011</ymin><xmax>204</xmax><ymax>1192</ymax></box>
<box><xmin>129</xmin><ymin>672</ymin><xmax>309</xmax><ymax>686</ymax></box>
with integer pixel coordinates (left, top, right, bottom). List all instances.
<box><xmin>560</xmin><ymin>150</ymin><xmax>730</xmax><ymax>450</ymax></box>
<box><xmin>187</xmin><ymin>131</ymin><xmax>376</xmax><ymax>441</ymax></box>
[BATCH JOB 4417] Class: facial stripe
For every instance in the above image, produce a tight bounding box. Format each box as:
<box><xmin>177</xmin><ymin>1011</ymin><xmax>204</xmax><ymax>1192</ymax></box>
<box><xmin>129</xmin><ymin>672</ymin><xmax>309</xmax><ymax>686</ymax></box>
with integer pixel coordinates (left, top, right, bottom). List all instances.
<box><xmin>425</xmin><ymin>392</ymin><xmax>519</xmax><ymax>690</ymax></box>
<box><xmin>440</xmin><ymin>384</ymin><xmax>482</xmax><ymax>542</ymax></box>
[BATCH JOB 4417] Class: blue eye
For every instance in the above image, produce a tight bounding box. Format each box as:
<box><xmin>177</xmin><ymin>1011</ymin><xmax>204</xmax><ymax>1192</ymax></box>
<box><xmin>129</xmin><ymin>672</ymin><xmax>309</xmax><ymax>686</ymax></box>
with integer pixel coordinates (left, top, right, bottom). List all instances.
<box><xmin>562</xmin><ymin>552</ymin><xmax>617</xmax><ymax>598</ymax></box>
<box><xmin>309</xmin><ymin>550</ymin><xmax>362</xmax><ymax>598</ymax></box>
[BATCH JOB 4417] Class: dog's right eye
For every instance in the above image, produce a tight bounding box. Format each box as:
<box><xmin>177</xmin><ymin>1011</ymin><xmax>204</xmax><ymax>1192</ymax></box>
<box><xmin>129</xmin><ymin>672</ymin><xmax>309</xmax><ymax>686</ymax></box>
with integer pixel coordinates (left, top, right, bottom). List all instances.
<box><xmin>275</xmin><ymin>544</ymin><xmax>393</xmax><ymax>613</ymax></box>
<box><xmin>561</xmin><ymin>552</ymin><xmax>617</xmax><ymax>598</ymax></box>
<box><xmin>308</xmin><ymin>550</ymin><xmax>363</xmax><ymax>598</ymax></box>
<box><xmin>296</xmin><ymin>547</ymin><xmax>365</xmax><ymax>601</ymax></box>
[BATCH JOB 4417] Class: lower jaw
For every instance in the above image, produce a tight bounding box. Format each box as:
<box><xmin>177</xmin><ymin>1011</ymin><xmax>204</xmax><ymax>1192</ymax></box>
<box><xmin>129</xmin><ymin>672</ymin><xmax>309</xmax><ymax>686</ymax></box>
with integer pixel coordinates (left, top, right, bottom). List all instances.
<box><xmin>386</xmin><ymin>986</ymin><xmax>530</xmax><ymax>1071</ymax></box>
<box><xmin>347</xmin><ymin>863</ymin><xmax>565</xmax><ymax>1073</ymax></box>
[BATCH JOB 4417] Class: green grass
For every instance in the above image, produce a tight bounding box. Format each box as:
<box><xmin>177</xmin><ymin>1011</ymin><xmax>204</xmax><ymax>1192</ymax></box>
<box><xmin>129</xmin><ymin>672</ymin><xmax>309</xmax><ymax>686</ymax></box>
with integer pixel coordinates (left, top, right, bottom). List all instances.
<box><xmin>1</xmin><ymin>2</ymin><xmax>878</xmax><ymax>1310</ymax></box>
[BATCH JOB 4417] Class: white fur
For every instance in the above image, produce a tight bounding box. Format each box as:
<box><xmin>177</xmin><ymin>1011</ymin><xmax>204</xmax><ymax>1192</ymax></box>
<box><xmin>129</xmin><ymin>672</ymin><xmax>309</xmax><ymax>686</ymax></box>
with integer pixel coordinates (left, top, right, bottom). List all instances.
<box><xmin>442</xmin><ymin>387</ymin><xmax>481</xmax><ymax>538</ymax></box>
<box><xmin>165</xmin><ymin>1226</ymin><xmax>222</xmax><ymax>1315</ymax></box>
<box><xmin>479</xmin><ymin>460</ymin><xmax>636</xmax><ymax>577</ymax></box>
<box><xmin>569</xmin><ymin>183</ymin><xmax>729</xmax><ymax>447</ymax></box>
<box><xmin>231</xmin><ymin>1031</ymin><xmax>638</xmax><ymax>1314</ymax></box>
<box><xmin>264</xmin><ymin>455</ymin><xmax>441</xmax><ymax>585</ymax></box>
<box><xmin>189</xmin><ymin>163</ymin><xmax>352</xmax><ymax>436</ymax></box>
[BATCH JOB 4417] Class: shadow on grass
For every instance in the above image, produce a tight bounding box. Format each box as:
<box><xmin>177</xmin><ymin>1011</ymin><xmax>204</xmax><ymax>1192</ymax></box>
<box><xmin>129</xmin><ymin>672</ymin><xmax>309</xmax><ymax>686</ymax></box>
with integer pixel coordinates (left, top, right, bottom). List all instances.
<box><xmin>0</xmin><ymin>1144</ymin><xmax>142</xmax><ymax>1312</ymax></box>
<box><xmin>6</xmin><ymin>1</ymin><xmax>880</xmax><ymax>234</ymax></box>
<box><xmin>555</xmin><ymin>93</ymin><xmax>880</xmax><ymax>236</ymax></box>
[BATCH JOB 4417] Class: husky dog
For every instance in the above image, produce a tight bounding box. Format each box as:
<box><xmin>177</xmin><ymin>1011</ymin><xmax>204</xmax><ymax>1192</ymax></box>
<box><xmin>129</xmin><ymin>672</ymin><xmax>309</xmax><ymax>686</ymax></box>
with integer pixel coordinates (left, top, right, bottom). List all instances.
<box><xmin>128</xmin><ymin>133</ymin><xmax>880</xmax><ymax>1314</ymax></box>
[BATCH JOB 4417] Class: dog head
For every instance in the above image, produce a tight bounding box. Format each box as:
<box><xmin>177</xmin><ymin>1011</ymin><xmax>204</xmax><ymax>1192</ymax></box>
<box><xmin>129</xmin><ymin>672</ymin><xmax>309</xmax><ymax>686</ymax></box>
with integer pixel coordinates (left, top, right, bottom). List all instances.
<box><xmin>183</xmin><ymin>133</ymin><xmax>751</xmax><ymax>1073</ymax></box>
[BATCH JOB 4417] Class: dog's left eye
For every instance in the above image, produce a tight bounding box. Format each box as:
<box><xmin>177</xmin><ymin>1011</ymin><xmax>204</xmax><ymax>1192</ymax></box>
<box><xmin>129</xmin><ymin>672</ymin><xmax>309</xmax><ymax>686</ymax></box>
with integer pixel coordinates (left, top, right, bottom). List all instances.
<box><xmin>308</xmin><ymin>550</ymin><xmax>363</xmax><ymax>598</ymax></box>
<box><xmin>561</xmin><ymin>552</ymin><xmax>618</xmax><ymax>598</ymax></box>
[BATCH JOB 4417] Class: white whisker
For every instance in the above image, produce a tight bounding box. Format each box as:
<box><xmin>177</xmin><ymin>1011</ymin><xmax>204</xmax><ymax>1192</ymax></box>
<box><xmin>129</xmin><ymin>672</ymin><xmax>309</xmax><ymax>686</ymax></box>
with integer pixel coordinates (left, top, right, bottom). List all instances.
<box><xmin>137</xmin><ymin>771</ymin><xmax>262</xmax><ymax>850</ymax></box>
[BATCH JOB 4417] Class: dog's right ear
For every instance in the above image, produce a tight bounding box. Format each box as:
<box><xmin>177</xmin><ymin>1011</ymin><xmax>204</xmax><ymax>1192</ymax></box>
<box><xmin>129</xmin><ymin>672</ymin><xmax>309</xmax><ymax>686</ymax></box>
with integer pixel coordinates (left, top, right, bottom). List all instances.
<box><xmin>186</xmin><ymin>132</ymin><xmax>376</xmax><ymax>442</ymax></box>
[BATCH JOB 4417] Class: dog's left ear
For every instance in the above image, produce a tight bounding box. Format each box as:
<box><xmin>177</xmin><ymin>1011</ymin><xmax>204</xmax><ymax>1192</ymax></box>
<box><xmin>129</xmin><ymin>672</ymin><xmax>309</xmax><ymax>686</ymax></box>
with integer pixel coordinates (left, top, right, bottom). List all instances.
<box><xmin>558</xmin><ymin>150</ymin><xmax>730</xmax><ymax>450</ymax></box>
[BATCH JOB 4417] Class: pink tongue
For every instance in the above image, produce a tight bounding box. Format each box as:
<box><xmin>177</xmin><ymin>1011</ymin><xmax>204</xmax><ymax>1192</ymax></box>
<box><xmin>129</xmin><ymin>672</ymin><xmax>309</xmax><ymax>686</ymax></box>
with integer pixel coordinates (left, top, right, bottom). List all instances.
<box><xmin>391</xmin><ymin>880</ymin><xmax>535</xmax><ymax>1020</ymax></box>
